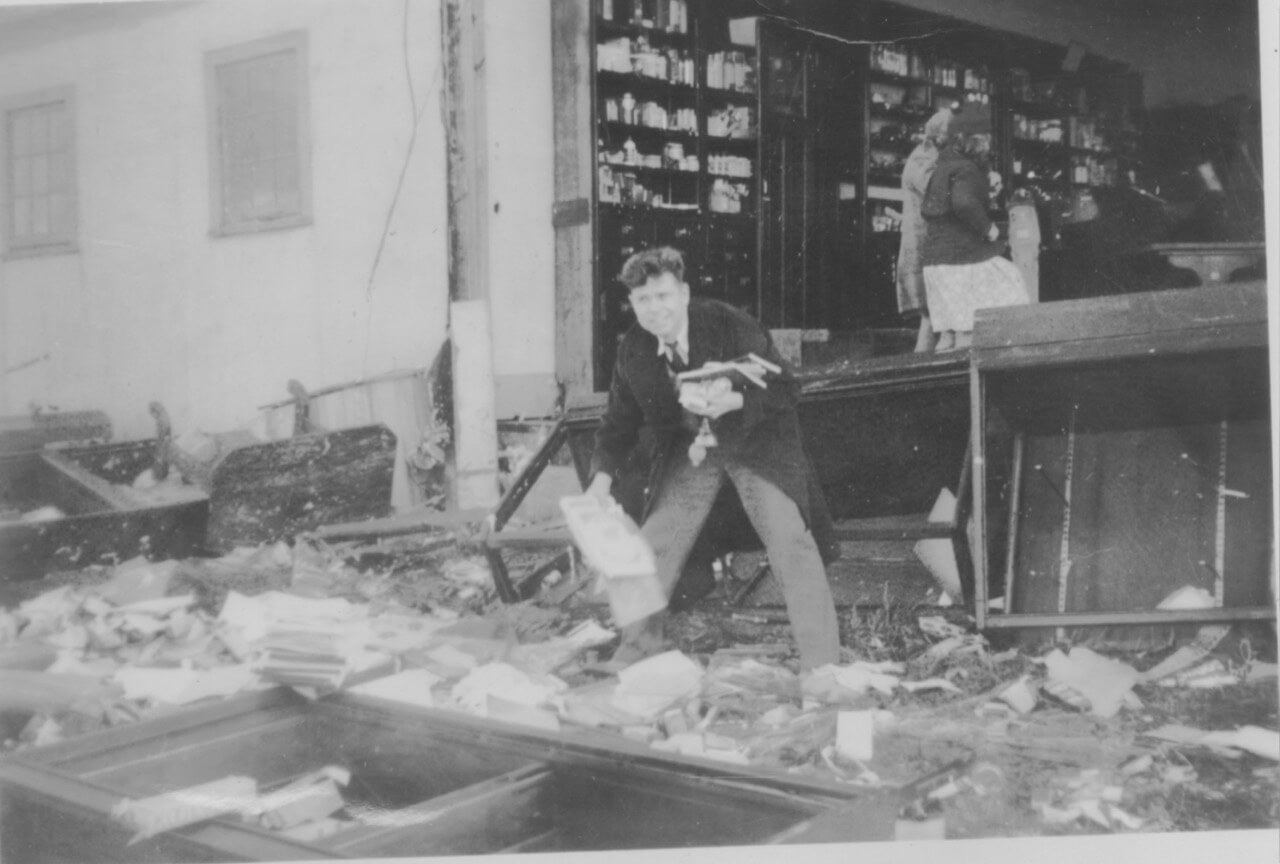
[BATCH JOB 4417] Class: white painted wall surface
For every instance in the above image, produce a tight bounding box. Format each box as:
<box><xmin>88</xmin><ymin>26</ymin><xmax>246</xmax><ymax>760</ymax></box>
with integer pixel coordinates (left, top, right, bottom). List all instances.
<box><xmin>0</xmin><ymin>0</ymin><xmax>449</xmax><ymax>442</ymax></box>
<box><xmin>485</xmin><ymin>0</ymin><xmax>560</xmax><ymax>419</ymax></box>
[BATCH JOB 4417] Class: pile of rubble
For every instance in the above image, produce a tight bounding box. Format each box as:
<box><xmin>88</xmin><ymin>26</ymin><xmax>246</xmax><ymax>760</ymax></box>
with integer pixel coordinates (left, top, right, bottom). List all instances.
<box><xmin>1</xmin><ymin>539</ymin><xmax>1277</xmax><ymax>841</ymax></box>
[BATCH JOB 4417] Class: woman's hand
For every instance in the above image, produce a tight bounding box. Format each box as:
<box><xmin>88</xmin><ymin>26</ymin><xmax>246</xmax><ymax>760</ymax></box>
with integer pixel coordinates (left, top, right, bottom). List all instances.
<box><xmin>987</xmin><ymin>223</ymin><xmax>1000</xmax><ymax>243</ymax></box>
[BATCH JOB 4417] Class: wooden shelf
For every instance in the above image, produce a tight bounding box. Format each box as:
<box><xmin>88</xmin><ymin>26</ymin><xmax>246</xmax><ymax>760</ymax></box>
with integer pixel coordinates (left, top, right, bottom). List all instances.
<box><xmin>596</xmin><ymin>19</ymin><xmax>693</xmax><ymax>43</ymax></box>
<box><xmin>870</xmin><ymin>102</ymin><xmax>932</xmax><ymax>120</ymax></box>
<box><xmin>600</xmin><ymin>162</ymin><xmax>701</xmax><ymax>177</ymax></box>
<box><xmin>703</xmin><ymin>86</ymin><xmax>757</xmax><ymax>98</ymax></box>
<box><xmin>597</xmin><ymin>70</ymin><xmax>697</xmax><ymax>95</ymax></box>
<box><xmin>598</xmin><ymin>200</ymin><xmax>702</xmax><ymax>215</ymax></box>
<box><xmin>869</xmin><ymin>69</ymin><xmax>932</xmax><ymax>86</ymax></box>
<box><xmin>600</xmin><ymin>121</ymin><xmax>698</xmax><ymax>141</ymax></box>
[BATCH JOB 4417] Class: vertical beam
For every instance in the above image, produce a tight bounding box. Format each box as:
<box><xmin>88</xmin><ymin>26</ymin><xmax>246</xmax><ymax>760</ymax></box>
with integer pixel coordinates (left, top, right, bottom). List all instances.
<box><xmin>550</xmin><ymin>0</ymin><xmax>597</xmax><ymax>403</ymax></box>
<box><xmin>443</xmin><ymin>0</ymin><xmax>490</xmax><ymax>302</ymax></box>
<box><xmin>444</xmin><ymin>0</ymin><xmax>499</xmax><ymax>508</ymax></box>
<box><xmin>451</xmin><ymin>299</ymin><xmax>501</xmax><ymax>508</ymax></box>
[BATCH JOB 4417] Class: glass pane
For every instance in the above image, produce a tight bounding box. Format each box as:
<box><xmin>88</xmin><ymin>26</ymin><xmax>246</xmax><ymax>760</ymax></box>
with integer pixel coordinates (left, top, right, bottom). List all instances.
<box><xmin>219</xmin><ymin>64</ymin><xmax>249</xmax><ymax>110</ymax></box>
<box><xmin>12</xmin><ymin>197</ymin><xmax>30</xmax><ymax>238</ymax></box>
<box><xmin>47</xmin><ymin>152</ymin><xmax>68</xmax><ymax>192</ymax></box>
<box><xmin>225</xmin><ymin>117</ymin><xmax>255</xmax><ymax>163</ymax></box>
<box><xmin>28</xmin><ymin>111</ymin><xmax>49</xmax><ymax>154</ymax></box>
<box><xmin>12</xmin><ymin>156</ymin><xmax>31</xmax><ymax>196</ymax></box>
<box><xmin>248</xmin><ymin>60</ymin><xmax>276</xmax><ymax>111</ymax></box>
<box><xmin>30</xmin><ymin>155</ymin><xmax>48</xmax><ymax>195</ymax></box>
<box><xmin>47</xmin><ymin>107</ymin><xmax>68</xmax><ymax>150</ymax></box>
<box><xmin>275</xmin><ymin>154</ymin><xmax>298</xmax><ymax>200</ymax></box>
<box><xmin>263</xmin><ymin>113</ymin><xmax>283</xmax><ymax>159</ymax></box>
<box><xmin>225</xmin><ymin>164</ymin><xmax>252</xmax><ymax>220</ymax></box>
<box><xmin>48</xmin><ymin>192</ymin><xmax>72</xmax><ymax>235</ymax></box>
<box><xmin>250</xmin><ymin>161</ymin><xmax>271</xmax><ymax>212</ymax></box>
<box><xmin>275</xmin><ymin>57</ymin><xmax>298</xmax><ymax>106</ymax></box>
<box><xmin>10</xmin><ymin>113</ymin><xmax>31</xmax><ymax>157</ymax></box>
<box><xmin>30</xmin><ymin>195</ymin><xmax>49</xmax><ymax>235</ymax></box>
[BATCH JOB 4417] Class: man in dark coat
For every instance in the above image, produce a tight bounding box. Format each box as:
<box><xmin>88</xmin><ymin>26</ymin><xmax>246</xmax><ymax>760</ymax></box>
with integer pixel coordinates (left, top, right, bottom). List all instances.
<box><xmin>587</xmin><ymin>246</ymin><xmax>841</xmax><ymax>670</ymax></box>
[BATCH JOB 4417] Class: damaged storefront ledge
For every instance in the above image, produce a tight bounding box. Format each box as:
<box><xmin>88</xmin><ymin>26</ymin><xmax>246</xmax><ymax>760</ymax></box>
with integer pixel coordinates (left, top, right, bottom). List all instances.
<box><xmin>0</xmin><ymin>687</ymin><xmax>905</xmax><ymax>860</ymax></box>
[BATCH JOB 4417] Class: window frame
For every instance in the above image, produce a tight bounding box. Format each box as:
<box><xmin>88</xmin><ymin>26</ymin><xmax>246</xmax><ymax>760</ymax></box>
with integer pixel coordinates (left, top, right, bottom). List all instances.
<box><xmin>205</xmin><ymin>30</ymin><xmax>313</xmax><ymax>237</ymax></box>
<box><xmin>1</xmin><ymin>85</ymin><xmax>78</xmax><ymax>259</ymax></box>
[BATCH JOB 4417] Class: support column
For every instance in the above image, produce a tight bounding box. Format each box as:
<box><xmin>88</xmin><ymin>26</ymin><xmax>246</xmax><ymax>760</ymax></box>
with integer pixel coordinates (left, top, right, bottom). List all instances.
<box><xmin>444</xmin><ymin>0</ymin><xmax>500</xmax><ymax>508</ymax></box>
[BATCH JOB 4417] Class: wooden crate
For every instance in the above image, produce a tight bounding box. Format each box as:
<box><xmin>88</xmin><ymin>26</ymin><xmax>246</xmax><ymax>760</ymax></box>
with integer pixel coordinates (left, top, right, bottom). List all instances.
<box><xmin>0</xmin><ymin>440</ymin><xmax>208</xmax><ymax>582</ymax></box>
<box><xmin>0</xmin><ymin>688</ymin><xmax>896</xmax><ymax>861</ymax></box>
<box><xmin>970</xmin><ymin>281</ymin><xmax>1274</xmax><ymax>632</ymax></box>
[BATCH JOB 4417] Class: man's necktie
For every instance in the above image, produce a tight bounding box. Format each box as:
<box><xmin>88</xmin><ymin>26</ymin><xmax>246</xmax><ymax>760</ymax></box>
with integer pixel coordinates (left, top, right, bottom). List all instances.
<box><xmin>665</xmin><ymin>343</ymin><xmax>688</xmax><ymax>374</ymax></box>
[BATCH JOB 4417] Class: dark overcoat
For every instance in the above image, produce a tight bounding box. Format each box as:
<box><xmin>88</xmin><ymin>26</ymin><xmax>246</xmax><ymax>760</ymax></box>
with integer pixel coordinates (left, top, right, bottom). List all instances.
<box><xmin>591</xmin><ymin>298</ymin><xmax>836</xmax><ymax>558</ymax></box>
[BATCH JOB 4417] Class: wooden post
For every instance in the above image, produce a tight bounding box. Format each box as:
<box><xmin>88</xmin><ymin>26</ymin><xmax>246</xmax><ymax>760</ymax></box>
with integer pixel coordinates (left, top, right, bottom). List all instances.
<box><xmin>444</xmin><ymin>0</ymin><xmax>499</xmax><ymax>508</ymax></box>
<box><xmin>443</xmin><ymin>0</ymin><xmax>490</xmax><ymax>303</ymax></box>
<box><xmin>451</xmin><ymin>300</ymin><xmax>501</xmax><ymax>509</ymax></box>
<box><xmin>550</xmin><ymin>0</ymin><xmax>597</xmax><ymax>404</ymax></box>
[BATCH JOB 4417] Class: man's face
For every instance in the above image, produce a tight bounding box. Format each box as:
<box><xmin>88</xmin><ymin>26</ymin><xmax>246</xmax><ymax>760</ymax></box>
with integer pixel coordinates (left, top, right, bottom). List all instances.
<box><xmin>629</xmin><ymin>271</ymin><xmax>690</xmax><ymax>343</ymax></box>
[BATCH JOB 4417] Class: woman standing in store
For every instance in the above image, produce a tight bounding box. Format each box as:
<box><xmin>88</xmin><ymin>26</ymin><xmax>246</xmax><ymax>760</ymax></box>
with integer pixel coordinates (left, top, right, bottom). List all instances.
<box><xmin>920</xmin><ymin>103</ymin><xmax>1029</xmax><ymax>351</ymax></box>
<box><xmin>897</xmin><ymin>109</ymin><xmax>952</xmax><ymax>353</ymax></box>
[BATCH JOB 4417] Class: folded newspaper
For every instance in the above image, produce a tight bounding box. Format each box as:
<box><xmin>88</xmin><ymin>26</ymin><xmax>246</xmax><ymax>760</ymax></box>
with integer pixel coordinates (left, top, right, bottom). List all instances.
<box><xmin>674</xmin><ymin>352</ymin><xmax>781</xmax><ymax>390</ymax></box>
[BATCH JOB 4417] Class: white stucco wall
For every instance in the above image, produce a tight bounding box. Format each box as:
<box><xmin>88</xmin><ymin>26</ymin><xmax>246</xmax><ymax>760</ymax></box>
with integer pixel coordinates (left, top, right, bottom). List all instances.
<box><xmin>0</xmin><ymin>0</ymin><xmax>449</xmax><ymax>441</ymax></box>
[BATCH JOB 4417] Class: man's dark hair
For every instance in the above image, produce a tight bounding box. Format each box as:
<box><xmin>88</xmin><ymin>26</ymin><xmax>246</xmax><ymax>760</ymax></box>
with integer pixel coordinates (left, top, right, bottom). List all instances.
<box><xmin>619</xmin><ymin>246</ymin><xmax>685</xmax><ymax>290</ymax></box>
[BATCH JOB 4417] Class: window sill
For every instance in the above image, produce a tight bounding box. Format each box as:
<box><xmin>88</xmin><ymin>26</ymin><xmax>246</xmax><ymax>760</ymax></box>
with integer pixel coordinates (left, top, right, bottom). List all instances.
<box><xmin>211</xmin><ymin>215</ymin><xmax>313</xmax><ymax>238</ymax></box>
<box><xmin>3</xmin><ymin>243</ymin><xmax>79</xmax><ymax>261</ymax></box>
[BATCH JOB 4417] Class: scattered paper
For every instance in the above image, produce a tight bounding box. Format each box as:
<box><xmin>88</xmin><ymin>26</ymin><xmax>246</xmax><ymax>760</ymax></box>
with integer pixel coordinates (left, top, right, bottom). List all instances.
<box><xmin>912</xmin><ymin>489</ymin><xmax>963</xmax><ymax>599</ymax></box>
<box><xmin>1156</xmin><ymin>585</ymin><xmax>1216</xmax><ymax>611</ymax></box>
<box><xmin>917</xmin><ymin>616</ymin><xmax>967</xmax><ymax>640</ymax></box>
<box><xmin>98</xmin><ymin>558</ymin><xmax>177</xmax><ymax>605</ymax></box>
<box><xmin>1144</xmin><ymin>723</ymin><xmax>1280</xmax><ymax>760</ymax></box>
<box><xmin>248</xmin><ymin>767</ymin><xmax>350</xmax><ymax>831</ymax></box>
<box><xmin>1042</xmin><ymin>647</ymin><xmax>1139</xmax><ymax>718</ymax></box>
<box><xmin>805</xmin><ymin>661</ymin><xmax>903</xmax><ymax>701</ymax></box>
<box><xmin>112</xmin><ymin>775</ymin><xmax>258</xmax><ymax>843</ymax></box>
<box><xmin>451</xmin><ymin>662</ymin><xmax>566</xmax><ymax>716</ymax></box>
<box><xmin>901</xmin><ymin>677</ymin><xmax>962</xmax><ymax>695</ymax></box>
<box><xmin>347</xmin><ymin>668</ymin><xmax>443</xmax><ymax>707</ymax></box>
<box><xmin>836</xmin><ymin>710</ymin><xmax>876</xmax><ymax>761</ymax></box>
<box><xmin>998</xmin><ymin>676</ymin><xmax>1039</xmax><ymax>714</ymax></box>
<box><xmin>612</xmin><ymin>651</ymin><xmax>703</xmax><ymax>719</ymax></box>
<box><xmin>486</xmin><ymin>695</ymin><xmax>562</xmax><ymax>732</ymax></box>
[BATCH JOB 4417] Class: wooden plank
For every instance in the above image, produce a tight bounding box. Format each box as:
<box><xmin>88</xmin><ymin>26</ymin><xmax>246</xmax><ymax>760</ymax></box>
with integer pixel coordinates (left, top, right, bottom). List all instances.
<box><xmin>972</xmin><ymin>323</ymin><xmax>1268</xmax><ymax>371</ymax></box>
<box><xmin>312</xmin><ymin>506</ymin><xmax>488</xmax><ymax>542</ymax></box>
<box><xmin>205</xmin><ymin>425</ymin><xmax>397</xmax><ymax>551</ymax></box>
<box><xmin>485</xmin><ymin>526</ymin><xmax>574</xmax><ymax>549</ymax></box>
<box><xmin>0</xmin><ymin>410</ymin><xmax>110</xmax><ymax>454</ymax></box>
<box><xmin>260</xmin><ymin>372</ymin><xmax>438</xmax><ymax>512</ymax></box>
<box><xmin>828</xmin><ymin>514</ymin><xmax>954</xmax><ymax>541</ymax></box>
<box><xmin>41</xmin><ymin>448</ymin><xmax>136</xmax><ymax>511</ymax></box>
<box><xmin>973</xmin><ymin>281</ymin><xmax>1269</xmax><ymax>360</ymax></box>
<box><xmin>983</xmin><ymin>607</ymin><xmax>1275</xmax><ymax>629</ymax></box>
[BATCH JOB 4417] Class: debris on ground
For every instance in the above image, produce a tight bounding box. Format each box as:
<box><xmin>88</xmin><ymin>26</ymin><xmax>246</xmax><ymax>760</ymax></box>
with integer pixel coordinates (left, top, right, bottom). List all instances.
<box><xmin>1</xmin><ymin>529</ymin><xmax>1276</xmax><ymax>841</ymax></box>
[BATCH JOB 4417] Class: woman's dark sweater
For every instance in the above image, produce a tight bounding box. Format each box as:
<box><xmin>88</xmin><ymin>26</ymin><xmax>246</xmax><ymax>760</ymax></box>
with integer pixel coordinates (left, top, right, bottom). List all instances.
<box><xmin>920</xmin><ymin>148</ymin><xmax>1001</xmax><ymax>267</ymax></box>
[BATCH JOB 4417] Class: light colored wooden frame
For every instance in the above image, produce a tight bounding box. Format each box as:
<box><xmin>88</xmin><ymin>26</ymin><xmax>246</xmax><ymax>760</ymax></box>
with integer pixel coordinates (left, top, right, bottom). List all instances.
<box><xmin>204</xmin><ymin>30</ymin><xmax>312</xmax><ymax>237</ymax></box>
<box><xmin>0</xmin><ymin>84</ymin><xmax>77</xmax><ymax>259</ymax></box>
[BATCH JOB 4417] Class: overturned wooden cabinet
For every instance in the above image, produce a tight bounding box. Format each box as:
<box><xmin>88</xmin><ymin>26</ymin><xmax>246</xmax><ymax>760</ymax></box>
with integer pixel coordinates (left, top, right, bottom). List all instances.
<box><xmin>971</xmin><ymin>281</ymin><xmax>1274</xmax><ymax>632</ymax></box>
<box><xmin>0</xmin><ymin>688</ymin><xmax>897</xmax><ymax>861</ymax></box>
